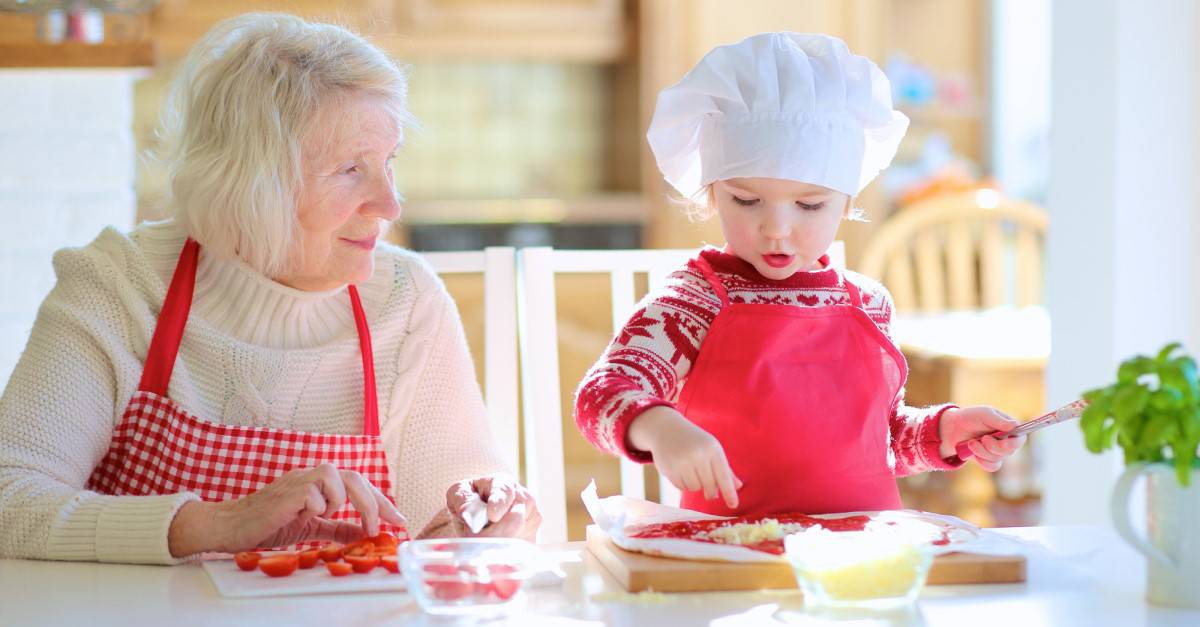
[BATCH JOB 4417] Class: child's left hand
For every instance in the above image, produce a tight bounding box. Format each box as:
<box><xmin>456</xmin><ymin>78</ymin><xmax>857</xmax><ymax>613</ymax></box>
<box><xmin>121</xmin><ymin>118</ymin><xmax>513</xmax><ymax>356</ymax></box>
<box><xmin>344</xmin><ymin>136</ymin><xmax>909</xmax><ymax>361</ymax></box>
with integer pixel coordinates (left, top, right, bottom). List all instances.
<box><xmin>937</xmin><ymin>406</ymin><xmax>1026</xmax><ymax>472</ymax></box>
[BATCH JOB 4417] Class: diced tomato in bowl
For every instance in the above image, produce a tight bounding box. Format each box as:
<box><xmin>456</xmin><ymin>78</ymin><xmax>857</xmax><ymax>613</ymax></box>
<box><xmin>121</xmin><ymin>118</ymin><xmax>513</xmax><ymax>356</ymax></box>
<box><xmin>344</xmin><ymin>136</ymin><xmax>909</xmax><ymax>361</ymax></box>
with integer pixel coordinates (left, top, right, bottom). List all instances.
<box><xmin>483</xmin><ymin>564</ymin><xmax>521</xmax><ymax>600</ymax></box>
<box><xmin>399</xmin><ymin>538</ymin><xmax>536</xmax><ymax>617</ymax></box>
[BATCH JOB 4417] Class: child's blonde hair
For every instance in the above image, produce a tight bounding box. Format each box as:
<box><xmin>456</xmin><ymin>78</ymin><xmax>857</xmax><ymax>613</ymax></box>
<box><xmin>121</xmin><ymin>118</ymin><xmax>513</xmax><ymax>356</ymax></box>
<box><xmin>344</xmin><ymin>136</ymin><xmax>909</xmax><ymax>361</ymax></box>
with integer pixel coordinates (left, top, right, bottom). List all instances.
<box><xmin>671</xmin><ymin>184</ymin><xmax>717</xmax><ymax>222</ymax></box>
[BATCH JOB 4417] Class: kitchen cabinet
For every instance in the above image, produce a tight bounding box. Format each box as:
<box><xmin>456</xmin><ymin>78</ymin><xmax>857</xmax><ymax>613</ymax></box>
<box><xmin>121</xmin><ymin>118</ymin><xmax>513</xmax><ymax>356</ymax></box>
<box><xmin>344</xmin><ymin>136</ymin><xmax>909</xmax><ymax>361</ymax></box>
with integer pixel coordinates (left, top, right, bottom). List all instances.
<box><xmin>144</xmin><ymin>0</ymin><xmax>627</xmax><ymax>63</ymax></box>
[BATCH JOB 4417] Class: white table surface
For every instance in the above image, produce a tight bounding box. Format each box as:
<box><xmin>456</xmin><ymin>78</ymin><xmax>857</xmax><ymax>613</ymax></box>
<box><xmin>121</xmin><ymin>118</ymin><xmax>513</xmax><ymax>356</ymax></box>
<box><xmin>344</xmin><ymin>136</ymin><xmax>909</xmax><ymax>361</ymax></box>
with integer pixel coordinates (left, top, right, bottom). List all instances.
<box><xmin>1</xmin><ymin>526</ymin><xmax>1197</xmax><ymax>627</ymax></box>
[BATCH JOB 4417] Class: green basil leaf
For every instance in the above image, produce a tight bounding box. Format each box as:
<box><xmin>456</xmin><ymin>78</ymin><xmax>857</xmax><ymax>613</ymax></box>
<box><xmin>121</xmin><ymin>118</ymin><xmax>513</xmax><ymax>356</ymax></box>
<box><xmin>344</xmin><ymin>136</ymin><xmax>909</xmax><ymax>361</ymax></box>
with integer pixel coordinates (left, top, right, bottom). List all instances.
<box><xmin>1157</xmin><ymin>342</ymin><xmax>1182</xmax><ymax>364</ymax></box>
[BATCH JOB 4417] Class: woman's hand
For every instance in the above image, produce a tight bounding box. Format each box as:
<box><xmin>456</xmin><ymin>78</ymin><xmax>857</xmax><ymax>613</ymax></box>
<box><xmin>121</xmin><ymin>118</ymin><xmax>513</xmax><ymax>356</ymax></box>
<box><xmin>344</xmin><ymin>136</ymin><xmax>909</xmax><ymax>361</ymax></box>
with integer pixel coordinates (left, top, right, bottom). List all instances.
<box><xmin>445</xmin><ymin>475</ymin><xmax>541</xmax><ymax>541</ymax></box>
<box><xmin>167</xmin><ymin>463</ymin><xmax>406</xmax><ymax>557</ymax></box>
<box><xmin>938</xmin><ymin>406</ymin><xmax>1027</xmax><ymax>471</ymax></box>
<box><xmin>627</xmin><ymin>406</ymin><xmax>742</xmax><ymax>509</ymax></box>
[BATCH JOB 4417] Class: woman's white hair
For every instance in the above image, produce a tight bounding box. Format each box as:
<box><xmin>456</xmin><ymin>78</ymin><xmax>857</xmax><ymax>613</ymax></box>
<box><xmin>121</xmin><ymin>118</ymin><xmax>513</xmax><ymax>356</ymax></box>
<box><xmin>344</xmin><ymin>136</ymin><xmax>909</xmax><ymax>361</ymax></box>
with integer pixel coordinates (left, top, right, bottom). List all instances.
<box><xmin>156</xmin><ymin>12</ymin><xmax>413</xmax><ymax>278</ymax></box>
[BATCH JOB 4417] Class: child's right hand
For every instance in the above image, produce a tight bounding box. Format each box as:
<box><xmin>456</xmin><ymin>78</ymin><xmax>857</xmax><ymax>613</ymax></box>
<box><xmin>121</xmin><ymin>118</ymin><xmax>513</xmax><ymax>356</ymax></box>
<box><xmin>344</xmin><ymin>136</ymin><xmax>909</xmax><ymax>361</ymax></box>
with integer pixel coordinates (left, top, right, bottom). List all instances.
<box><xmin>626</xmin><ymin>406</ymin><xmax>743</xmax><ymax>509</ymax></box>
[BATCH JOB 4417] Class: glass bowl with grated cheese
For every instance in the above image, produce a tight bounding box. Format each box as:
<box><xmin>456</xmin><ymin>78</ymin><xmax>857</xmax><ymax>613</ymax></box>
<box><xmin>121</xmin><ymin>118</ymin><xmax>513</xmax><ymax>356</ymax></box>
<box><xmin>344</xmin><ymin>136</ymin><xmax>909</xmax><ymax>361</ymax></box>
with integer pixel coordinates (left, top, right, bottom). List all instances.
<box><xmin>783</xmin><ymin>526</ymin><xmax>933</xmax><ymax>610</ymax></box>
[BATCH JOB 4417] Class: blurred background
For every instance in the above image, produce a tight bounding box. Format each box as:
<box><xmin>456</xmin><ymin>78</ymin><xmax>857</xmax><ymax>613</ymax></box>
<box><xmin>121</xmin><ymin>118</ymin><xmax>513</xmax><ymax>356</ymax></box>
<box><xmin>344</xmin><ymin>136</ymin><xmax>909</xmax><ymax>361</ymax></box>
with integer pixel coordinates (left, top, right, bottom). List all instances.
<box><xmin>1</xmin><ymin>0</ymin><xmax>1196</xmax><ymax>541</ymax></box>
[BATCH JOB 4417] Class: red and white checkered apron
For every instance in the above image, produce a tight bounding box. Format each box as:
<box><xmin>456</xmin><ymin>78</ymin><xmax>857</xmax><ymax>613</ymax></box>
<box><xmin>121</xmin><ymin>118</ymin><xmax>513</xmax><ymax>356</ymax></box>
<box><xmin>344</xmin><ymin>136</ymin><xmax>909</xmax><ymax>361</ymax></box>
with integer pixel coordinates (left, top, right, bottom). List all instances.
<box><xmin>86</xmin><ymin>238</ymin><xmax>405</xmax><ymax>546</ymax></box>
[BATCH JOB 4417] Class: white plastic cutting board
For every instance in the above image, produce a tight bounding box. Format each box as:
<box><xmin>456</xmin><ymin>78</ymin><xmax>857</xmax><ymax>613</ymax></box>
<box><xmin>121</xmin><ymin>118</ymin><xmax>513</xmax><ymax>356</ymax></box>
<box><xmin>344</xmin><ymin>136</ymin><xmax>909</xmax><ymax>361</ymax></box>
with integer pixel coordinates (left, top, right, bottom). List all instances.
<box><xmin>202</xmin><ymin>556</ymin><xmax>406</xmax><ymax>598</ymax></box>
<box><xmin>202</xmin><ymin>553</ymin><xmax>565</xmax><ymax>598</ymax></box>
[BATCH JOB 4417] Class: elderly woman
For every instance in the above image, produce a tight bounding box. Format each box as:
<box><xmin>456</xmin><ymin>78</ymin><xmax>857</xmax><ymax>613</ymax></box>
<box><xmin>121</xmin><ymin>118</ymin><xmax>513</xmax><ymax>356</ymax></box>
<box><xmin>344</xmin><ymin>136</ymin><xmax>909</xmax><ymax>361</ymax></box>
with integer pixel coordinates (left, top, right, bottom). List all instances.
<box><xmin>0</xmin><ymin>13</ymin><xmax>538</xmax><ymax>564</ymax></box>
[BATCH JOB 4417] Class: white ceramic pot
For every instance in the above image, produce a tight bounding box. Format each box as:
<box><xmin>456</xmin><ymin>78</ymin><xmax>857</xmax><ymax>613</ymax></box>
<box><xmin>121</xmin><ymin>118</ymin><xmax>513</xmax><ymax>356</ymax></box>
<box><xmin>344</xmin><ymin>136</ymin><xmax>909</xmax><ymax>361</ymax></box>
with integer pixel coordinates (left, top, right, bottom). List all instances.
<box><xmin>1111</xmin><ymin>462</ymin><xmax>1200</xmax><ymax>608</ymax></box>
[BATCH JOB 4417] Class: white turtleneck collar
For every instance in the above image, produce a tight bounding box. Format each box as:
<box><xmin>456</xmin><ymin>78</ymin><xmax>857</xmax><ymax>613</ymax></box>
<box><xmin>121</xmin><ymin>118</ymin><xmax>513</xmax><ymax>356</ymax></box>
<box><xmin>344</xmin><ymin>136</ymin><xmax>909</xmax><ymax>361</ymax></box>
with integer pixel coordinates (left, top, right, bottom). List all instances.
<box><xmin>131</xmin><ymin>219</ymin><xmax>396</xmax><ymax>350</ymax></box>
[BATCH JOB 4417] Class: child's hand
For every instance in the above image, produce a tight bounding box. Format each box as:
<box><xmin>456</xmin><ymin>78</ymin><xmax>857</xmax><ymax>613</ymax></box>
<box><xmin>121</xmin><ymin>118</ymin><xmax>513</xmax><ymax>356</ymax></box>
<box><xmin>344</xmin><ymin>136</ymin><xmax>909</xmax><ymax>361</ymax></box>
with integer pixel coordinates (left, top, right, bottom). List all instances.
<box><xmin>626</xmin><ymin>406</ymin><xmax>743</xmax><ymax>508</ymax></box>
<box><xmin>938</xmin><ymin>406</ymin><xmax>1027</xmax><ymax>472</ymax></box>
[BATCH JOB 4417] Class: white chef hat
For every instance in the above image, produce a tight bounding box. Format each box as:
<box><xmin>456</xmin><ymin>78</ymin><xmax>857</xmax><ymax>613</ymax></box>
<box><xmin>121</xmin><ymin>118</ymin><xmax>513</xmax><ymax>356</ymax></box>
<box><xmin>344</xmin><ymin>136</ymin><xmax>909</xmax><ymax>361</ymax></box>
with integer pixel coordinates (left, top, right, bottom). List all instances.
<box><xmin>647</xmin><ymin>32</ymin><xmax>908</xmax><ymax>200</ymax></box>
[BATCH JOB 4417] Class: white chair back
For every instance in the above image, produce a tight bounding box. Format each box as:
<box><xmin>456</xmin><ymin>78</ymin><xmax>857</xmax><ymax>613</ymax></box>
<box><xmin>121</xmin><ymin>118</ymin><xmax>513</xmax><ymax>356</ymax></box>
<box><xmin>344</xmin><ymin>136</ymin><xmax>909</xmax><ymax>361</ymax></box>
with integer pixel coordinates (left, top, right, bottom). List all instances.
<box><xmin>420</xmin><ymin>248</ymin><xmax>520</xmax><ymax>476</ymax></box>
<box><xmin>517</xmin><ymin>247</ymin><xmax>699</xmax><ymax>543</ymax></box>
<box><xmin>515</xmin><ymin>242</ymin><xmax>846</xmax><ymax>543</ymax></box>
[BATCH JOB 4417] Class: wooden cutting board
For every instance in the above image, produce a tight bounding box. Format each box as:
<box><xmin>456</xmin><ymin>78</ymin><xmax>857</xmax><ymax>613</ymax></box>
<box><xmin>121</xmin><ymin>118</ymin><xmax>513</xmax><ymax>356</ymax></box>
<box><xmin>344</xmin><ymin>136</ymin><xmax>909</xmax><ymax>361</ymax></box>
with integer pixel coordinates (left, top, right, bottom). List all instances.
<box><xmin>586</xmin><ymin>525</ymin><xmax>1025</xmax><ymax>593</ymax></box>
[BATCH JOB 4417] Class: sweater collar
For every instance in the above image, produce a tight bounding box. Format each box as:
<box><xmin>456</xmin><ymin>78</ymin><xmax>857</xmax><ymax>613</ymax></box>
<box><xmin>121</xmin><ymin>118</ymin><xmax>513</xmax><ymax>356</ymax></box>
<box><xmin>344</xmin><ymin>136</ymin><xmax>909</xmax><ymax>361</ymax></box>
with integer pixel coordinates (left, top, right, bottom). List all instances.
<box><xmin>699</xmin><ymin>246</ymin><xmax>841</xmax><ymax>289</ymax></box>
<box><xmin>133</xmin><ymin>219</ymin><xmax>394</xmax><ymax>350</ymax></box>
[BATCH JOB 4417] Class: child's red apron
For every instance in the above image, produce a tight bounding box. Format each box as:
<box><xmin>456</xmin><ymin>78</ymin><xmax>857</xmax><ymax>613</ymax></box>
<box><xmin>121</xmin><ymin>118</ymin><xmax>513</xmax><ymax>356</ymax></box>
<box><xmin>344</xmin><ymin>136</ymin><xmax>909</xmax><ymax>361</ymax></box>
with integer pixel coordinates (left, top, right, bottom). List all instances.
<box><xmin>676</xmin><ymin>255</ymin><xmax>908</xmax><ymax>516</ymax></box>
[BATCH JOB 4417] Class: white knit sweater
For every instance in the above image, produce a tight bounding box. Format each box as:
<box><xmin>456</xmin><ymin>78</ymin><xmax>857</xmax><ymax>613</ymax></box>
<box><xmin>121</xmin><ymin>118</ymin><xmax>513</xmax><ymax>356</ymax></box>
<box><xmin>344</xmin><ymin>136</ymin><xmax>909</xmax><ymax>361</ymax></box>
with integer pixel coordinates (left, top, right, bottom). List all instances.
<box><xmin>0</xmin><ymin>220</ymin><xmax>508</xmax><ymax>564</ymax></box>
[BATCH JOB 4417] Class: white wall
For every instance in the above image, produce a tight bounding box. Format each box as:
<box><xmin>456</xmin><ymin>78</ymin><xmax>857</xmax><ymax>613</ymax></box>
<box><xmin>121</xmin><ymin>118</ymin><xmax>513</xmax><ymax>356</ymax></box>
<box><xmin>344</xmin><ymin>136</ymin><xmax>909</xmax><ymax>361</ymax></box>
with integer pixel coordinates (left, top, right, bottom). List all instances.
<box><xmin>1043</xmin><ymin>0</ymin><xmax>1200</xmax><ymax>524</ymax></box>
<box><xmin>990</xmin><ymin>0</ymin><xmax>1051</xmax><ymax>203</ymax></box>
<box><xmin>0</xmin><ymin>70</ymin><xmax>140</xmax><ymax>388</ymax></box>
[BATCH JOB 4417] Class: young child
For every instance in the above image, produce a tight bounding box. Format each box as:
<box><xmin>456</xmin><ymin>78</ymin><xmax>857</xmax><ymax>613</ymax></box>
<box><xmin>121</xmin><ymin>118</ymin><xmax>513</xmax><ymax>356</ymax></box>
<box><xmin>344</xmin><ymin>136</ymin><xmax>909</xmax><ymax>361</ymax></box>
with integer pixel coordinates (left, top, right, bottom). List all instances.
<box><xmin>574</xmin><ymin>32</ymin><xmax>1026</xmax><ymax>517</ymax></box>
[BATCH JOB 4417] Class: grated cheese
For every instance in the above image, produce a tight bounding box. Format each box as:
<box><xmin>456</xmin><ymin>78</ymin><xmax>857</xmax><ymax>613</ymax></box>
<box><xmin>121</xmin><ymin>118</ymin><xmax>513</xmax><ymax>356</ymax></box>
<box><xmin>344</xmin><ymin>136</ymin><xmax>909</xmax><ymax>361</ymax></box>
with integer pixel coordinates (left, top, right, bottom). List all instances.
<box><xmin>695</xmin><ymin>518</ymin><xmax>812</xmax><ymax>545</ymax></box>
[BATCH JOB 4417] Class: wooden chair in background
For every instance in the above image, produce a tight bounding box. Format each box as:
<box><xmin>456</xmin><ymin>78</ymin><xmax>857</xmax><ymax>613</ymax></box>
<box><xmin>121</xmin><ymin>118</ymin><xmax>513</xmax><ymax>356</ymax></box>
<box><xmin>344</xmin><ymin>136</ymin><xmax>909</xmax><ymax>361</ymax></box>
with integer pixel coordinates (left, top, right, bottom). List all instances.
<box><xmin>858</xmin><ymin>189</ymin><xmax>1048</xmax><ymax>314</ymax></box>
<box><xmin>859</xmin><ymin>190</ymin><xmax>1050</xmax><ymax>526</ymax></box>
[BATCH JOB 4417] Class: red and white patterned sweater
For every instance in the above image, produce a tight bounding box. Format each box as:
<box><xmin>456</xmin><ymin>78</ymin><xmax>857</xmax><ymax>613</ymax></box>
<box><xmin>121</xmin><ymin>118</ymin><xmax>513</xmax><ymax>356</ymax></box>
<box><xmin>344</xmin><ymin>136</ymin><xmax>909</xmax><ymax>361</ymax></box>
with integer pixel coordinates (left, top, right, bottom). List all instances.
<box><xmin>573</xmin><ymin>247</ymin><xmax>963</xmax><ymax>476</ymax></box>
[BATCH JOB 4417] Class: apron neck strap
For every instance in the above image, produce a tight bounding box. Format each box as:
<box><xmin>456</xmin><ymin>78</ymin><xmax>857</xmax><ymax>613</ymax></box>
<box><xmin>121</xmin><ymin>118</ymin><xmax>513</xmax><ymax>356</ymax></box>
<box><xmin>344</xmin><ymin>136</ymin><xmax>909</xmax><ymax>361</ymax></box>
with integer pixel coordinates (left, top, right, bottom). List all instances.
<box><xmin>139</xmin><ymin>239</ymin><xmax>380</xmax><ymax>438</ymax></box>
<box><xmin>841</xmin><ymin>272</ymin><xmax>865</xmax><ymax>309</ymax></box>
<box><xmin>692</xmin><ymin>254</ymin><xmax>730</xmax><ymax>307</ymax></box>
<box><xmin>138</xmin><ymin>238</ymin><xmax>199</xmax><ymax>397</ymax></box>
<box><xmin>347</xmin><ymin>285</ymin><xmax>379</xmax><ymax>437</ymax></box>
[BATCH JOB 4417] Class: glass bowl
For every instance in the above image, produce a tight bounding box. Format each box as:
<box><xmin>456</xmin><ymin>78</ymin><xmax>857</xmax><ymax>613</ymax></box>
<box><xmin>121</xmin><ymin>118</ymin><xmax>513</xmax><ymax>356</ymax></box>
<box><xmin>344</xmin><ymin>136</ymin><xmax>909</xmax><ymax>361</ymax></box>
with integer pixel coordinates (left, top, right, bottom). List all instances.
<box><xmin>784</xmin><ymin>527</ymin><xmax>933</xmax><ymax>611</ymax></box>
<box><xmin>400</xmin><ymin>537</ymin><xmax>536</xmax><ymax>617</ymax></box>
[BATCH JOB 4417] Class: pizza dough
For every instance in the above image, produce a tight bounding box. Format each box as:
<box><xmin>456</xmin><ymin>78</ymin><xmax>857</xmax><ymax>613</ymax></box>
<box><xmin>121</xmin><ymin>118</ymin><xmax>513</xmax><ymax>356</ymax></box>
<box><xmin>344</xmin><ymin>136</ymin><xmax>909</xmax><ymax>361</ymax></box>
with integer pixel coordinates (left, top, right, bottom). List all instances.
<box><xmin>582</xmin><ymin>481</ymin><xmax>983</xmax><ymax>564</ymax></box>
